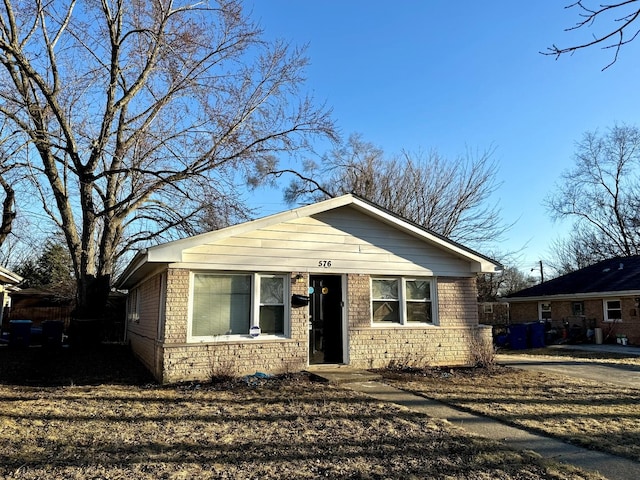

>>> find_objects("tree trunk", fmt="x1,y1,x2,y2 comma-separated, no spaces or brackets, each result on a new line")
74,274,111,320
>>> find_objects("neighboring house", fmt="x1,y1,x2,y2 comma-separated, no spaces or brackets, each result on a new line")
477,302,510,326
6,288,74,330
507,256,640,344
116,194,501,384
0,265,22,328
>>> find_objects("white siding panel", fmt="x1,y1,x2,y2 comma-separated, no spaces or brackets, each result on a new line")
181,207,473,276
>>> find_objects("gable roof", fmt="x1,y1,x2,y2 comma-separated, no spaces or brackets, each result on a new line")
116,194,501,288
507,256,640,301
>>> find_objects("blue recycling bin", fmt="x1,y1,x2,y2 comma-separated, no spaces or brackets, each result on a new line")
508,323,528,350
528,321,546,348
9,319,32,347
42,320,64,347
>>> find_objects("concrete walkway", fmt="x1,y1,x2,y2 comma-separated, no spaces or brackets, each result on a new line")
308,366,640,480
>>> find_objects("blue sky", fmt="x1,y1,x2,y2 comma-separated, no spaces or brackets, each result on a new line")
244,1,640,275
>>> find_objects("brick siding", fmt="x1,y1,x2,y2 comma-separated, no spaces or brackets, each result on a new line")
510,296,640,345
140,270,492,383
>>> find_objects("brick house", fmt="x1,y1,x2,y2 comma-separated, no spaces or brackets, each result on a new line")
507,256,640,344
116,194,500,383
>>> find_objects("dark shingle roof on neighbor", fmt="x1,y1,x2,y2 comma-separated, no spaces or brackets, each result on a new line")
507,255,640,299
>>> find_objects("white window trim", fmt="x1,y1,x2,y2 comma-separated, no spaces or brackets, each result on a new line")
128,287,140,324
538,301,551,321
483,303,493,314
371,276,437,326
187,271,290,342
603,298,622,323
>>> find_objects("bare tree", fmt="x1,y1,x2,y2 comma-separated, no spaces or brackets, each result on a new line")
265,134,505,249
547,231,606,275
546,124,640,264
0,1,336,317
0,120,23,248
544,1,640,69
477,266,536,301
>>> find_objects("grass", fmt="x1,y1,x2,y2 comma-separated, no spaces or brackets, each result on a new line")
381,347,640,462
0,344,600,479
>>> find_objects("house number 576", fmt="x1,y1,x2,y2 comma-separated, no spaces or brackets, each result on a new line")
318,260,332,268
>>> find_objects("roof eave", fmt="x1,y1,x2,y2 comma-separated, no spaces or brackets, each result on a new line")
507,290,640,302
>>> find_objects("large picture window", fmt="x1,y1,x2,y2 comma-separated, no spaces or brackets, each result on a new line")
371,277,433,325
190,273,288,340
192,274,251,336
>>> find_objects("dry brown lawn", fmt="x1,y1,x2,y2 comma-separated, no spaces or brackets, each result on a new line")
382,349,640,462
0,345,599,480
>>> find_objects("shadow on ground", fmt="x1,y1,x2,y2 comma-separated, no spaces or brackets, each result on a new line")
0,343,154,386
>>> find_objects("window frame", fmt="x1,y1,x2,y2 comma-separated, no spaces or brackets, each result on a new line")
371,276,435,326
188,271,290,342
538,301,551,321
572,301,584,317
603,298,622,323
127,287,140,324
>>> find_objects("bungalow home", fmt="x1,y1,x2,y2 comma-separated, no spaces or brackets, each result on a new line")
116,194,501,384
0,265,22,328
507,256,640,344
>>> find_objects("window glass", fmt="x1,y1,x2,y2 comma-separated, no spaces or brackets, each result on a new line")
406,280,429,300
406,279,431,323
407,301,431,323
539,302,551,320
260,276,285,334
572,302,584,316
372,279,400,323
192,274,251,336
372,279,398,300
372,278,433,324
606,300,622,320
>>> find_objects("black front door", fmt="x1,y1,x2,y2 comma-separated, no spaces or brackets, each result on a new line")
309,275,343,364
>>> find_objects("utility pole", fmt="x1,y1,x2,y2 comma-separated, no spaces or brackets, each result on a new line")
531,260,544,284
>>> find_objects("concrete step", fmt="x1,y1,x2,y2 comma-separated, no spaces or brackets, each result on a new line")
305,366,382,384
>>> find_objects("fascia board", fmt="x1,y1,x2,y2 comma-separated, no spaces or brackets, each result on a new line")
115,250,149,288
507,290,640,302
0,265,22,284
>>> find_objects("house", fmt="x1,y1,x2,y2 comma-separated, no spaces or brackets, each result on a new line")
507,256,640,344
477,302,510,326
0,265,22,328
116,194,501,384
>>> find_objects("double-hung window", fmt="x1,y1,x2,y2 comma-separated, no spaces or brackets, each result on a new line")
190,272,288,340
604,299,622,322
127,287,140,324
538,302,551,321
371,277,434,325
259,275,285,335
